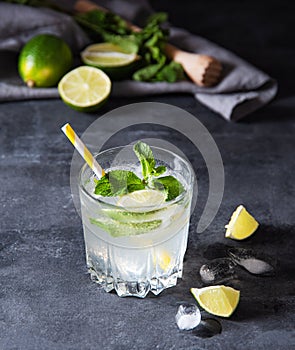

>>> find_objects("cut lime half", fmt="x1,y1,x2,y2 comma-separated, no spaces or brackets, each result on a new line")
81,42,140,80
58,66,111,112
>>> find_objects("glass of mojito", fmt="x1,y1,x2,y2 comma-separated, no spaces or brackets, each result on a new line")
79,142,194,298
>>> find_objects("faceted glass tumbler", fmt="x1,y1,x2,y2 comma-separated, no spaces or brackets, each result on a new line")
79,145,194,298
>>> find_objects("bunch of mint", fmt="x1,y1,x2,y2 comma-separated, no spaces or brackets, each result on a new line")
75,10,185,82
94,141,184,201
6,1,184,82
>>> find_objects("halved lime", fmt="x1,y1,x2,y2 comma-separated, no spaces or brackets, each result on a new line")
58,66,111,112
225,205,259,240
191,285,240,317
81,42,140,80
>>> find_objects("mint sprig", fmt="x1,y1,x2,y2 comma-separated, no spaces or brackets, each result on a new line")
94,170,145,197
133,141,155,180
94,141,184,201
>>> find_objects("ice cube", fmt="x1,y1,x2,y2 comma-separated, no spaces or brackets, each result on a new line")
175,303,201,330
228,247,275,276
199,258,237,284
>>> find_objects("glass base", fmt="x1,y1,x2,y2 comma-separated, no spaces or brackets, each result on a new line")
88,263,183,298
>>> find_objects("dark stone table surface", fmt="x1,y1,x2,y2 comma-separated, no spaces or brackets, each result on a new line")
0,1,294,349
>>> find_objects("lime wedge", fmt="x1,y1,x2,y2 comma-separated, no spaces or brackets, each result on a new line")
191,285,240,317
81,42,140,80
58,66,111,112
225,205,259,240
89,217,161,237
117,189,167,209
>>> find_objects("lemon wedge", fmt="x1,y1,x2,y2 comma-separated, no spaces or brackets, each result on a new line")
225,205,259,240
191,285,240,317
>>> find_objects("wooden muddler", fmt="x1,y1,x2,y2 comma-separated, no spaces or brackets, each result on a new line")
74,0,222,87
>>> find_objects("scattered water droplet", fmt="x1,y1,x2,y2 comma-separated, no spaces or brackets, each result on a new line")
199,258,237,284
193,318,222,338
175,303,201,330
228,247,275,276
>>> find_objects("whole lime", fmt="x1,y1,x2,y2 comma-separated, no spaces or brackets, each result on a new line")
18,34,73,88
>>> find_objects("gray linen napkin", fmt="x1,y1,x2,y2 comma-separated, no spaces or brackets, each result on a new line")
0,2,277,121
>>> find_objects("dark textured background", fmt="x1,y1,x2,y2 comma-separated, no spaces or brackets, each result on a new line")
0,0,295,349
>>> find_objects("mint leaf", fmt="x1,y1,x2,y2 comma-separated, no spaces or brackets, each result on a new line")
94,174,112,196
152,176,184,201
133,141,167,179
133,141,156,180
154,61,185,83
133,61,165,81
152,165,166,177
94,170,145,196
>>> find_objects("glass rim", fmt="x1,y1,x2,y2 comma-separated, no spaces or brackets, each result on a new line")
79,144,194,210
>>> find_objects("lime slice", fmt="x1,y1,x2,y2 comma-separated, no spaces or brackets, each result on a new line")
90,190,168,237
58,66,111,112
191,285,240,317
225,205,259,240
117,189,167,209
81,42,140,80
101,208,160,223
89,217,161,237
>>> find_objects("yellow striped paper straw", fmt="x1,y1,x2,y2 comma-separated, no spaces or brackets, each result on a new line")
61,123,105,178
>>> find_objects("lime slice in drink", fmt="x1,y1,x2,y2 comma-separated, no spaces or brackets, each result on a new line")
101,208,160,223
191,285,240,317
225,205,259,240
89,217,161,237
58,66,111,112
90,190,168,237
101,190,175,223
81,42,140,80
117,189,167,209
